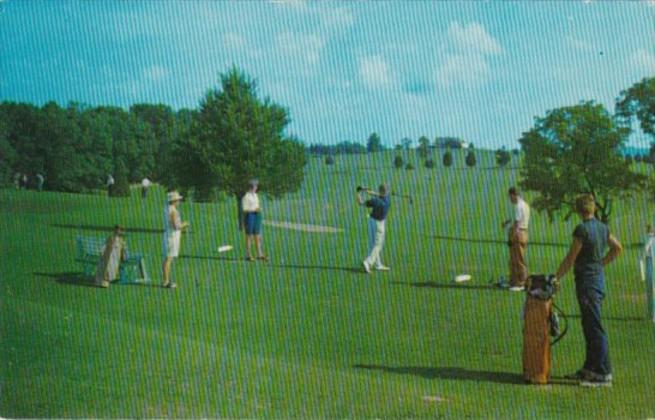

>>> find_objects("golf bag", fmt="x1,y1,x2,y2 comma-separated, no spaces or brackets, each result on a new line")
522,274,563,384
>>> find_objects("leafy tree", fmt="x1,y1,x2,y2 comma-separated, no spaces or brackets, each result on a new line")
366,132,383,153
442,150,453,167
465,150,476,167
401,137,412,150
405,162,415,170
519,101,647,223
394,155,404,169
634,154,643,163
418,136,430,158
175,68,306,223
325,155,335,165
110,158,131,197
625,155,634,165
616,77,655,138
394,144,403,151
0,109,15,187
495,147,511,167
425,158,435,169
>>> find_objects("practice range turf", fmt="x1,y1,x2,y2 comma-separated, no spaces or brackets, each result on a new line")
1,150,654,418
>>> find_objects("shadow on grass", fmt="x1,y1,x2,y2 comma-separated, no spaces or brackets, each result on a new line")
53,223,163,234
429,234,568,248
34,271,98,288
269,263,364,274
353,364,523,384
180,255,244,262
392,281,501,291
180,255,365,274
567,314,645,322
34,272,161,288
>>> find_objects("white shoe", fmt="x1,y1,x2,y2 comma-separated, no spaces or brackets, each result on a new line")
375,265,390,271
362,261,371,274
509,286,525,292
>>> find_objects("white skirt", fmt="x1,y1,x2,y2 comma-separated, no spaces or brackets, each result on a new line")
163,230,181,258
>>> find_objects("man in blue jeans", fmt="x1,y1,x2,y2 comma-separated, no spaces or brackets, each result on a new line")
555,194,622,387
357,184,391,273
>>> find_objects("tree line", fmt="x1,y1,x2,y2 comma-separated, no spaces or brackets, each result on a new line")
0,101,193,195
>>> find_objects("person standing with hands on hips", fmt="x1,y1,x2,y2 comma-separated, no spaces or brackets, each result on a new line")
242,179,267,262
357,184,391,273
502,187,531,291
162,191,189,289
555,194,622,387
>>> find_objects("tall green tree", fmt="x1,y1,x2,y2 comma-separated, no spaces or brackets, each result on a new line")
616,77,655,139
519,101,647,223
176,68,306,223
366,132,383,153
417,136,430,159
495,147,511,167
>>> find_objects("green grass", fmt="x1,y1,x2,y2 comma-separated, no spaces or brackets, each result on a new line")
1,151,654,418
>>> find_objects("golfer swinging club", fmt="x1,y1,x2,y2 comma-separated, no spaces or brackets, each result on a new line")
357,184,391,273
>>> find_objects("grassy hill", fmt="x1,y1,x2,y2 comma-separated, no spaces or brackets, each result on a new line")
1,152,653,418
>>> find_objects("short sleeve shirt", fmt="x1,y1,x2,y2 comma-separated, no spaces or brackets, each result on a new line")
515,198,530,229
242,192,260,213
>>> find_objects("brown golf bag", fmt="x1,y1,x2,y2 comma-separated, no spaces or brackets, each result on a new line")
523,294,552,384
522,274,561,384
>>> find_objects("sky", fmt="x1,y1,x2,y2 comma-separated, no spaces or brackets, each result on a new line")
1,0,654,149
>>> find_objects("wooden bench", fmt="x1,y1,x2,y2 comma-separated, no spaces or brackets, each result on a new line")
75,235,150,284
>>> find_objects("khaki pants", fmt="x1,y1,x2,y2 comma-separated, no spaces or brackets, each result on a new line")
509,229,528,287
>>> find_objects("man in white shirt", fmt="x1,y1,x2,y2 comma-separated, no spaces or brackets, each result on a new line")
502,187,530,291
242,179,267,261
141,177,152,199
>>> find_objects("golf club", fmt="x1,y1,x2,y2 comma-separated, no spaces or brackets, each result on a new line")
357,186,413,204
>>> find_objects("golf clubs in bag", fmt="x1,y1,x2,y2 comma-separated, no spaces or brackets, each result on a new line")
522,274,566,384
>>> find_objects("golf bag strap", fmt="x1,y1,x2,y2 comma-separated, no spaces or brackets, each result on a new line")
550,301,569,346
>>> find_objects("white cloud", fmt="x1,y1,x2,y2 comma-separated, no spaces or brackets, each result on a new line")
143,65,168,82
275,32,326,65
359,55,394,88
566,36,593,52
435,21,502,88
223,32,247,49
318,5,354,32
436,54,489,88
631,48,655,71
649,0,655,7
447,21,502,56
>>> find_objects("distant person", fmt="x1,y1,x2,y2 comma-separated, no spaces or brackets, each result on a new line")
502,187,530,291
21,173,28,190
162,191,189,289
94,225,127,288
357,184,391,273
242,179,267,261
36,173,44,192
141,177,152,199
106,174,115,196
555,194,622,387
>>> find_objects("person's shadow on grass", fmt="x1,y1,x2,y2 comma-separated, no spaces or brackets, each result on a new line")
354,364,523,384
392,281,501,291
180,255,364,274
34,271,98,288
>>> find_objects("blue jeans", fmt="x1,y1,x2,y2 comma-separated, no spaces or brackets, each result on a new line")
576,284,611,376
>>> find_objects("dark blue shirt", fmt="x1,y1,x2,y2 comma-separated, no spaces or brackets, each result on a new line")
573,218,609,294
365,195,391,221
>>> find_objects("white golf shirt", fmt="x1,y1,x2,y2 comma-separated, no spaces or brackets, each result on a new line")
514,197,530,230
242,191,260,213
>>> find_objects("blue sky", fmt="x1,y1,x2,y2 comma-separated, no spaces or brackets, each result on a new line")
1,0,653,149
